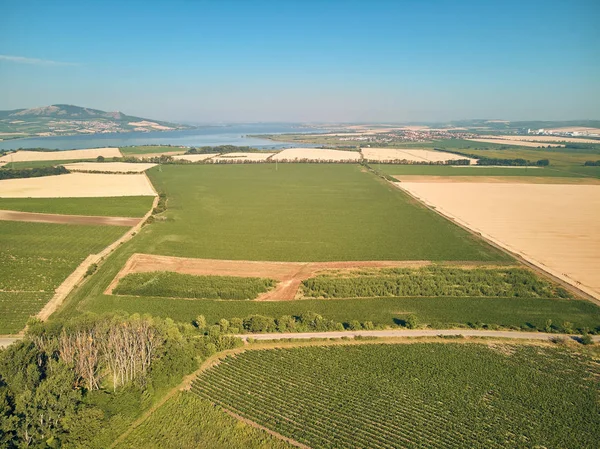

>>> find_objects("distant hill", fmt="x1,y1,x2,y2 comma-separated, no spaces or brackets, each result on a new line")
0,104,191,140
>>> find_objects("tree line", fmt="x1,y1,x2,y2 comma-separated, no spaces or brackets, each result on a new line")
0,165,69,180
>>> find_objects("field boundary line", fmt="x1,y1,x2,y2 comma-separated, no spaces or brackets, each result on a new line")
34,194,159,325
390,180,600,306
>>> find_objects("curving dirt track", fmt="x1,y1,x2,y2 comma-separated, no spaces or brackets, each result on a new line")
0,209,141,226
106,253,433,300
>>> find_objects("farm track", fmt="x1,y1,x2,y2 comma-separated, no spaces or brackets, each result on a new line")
0,209,141,226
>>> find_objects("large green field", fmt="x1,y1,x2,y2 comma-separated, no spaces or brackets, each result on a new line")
192,343,600,449
373,164,586,177
0,196,153,217
0,221,127,333
139,164,508,261
120,145,185,155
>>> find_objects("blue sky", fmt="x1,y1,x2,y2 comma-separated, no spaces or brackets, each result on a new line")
1,0,599,123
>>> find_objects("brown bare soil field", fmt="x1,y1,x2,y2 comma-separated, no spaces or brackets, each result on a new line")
0,147,122,162
63,162,157,173
107,254,432,300
0,173,156,198
272,148,360,162
362,148,477,164
393,176,600,184
0,210,140,226
466,138,565,148
172,153,219,162
396,181,600,301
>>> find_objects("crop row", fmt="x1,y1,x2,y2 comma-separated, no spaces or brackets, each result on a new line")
301,266,571,299
113,271,277,300
192,344,599,449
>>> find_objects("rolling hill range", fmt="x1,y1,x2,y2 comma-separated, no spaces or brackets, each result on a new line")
0,104,190,140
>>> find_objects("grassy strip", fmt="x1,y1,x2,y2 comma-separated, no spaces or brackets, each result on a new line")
114,272,277,300
120,145,184,155
0,196,154,217
373,164,583,177
191,343,600,449
301,266,571,299
114,392,293,449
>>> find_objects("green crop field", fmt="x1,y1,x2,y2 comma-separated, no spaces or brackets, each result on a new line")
373,164,584,177
137,164,508,262
457,147,600,167
120,145,185,155
114,272,277,300
192,343,600,449
115,392,292,449
0,221,127,333
3,159,99,169
0,196,153,217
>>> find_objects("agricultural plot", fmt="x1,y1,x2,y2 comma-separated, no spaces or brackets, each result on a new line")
373,164,581,177
397,181,600,300
137,164,507,262
193,344,600,449
455,147,600,166
479,135,600,144
113,272,277,300
211,152,275,162
62,162,157,173
172,153,218,162
362,148,476,164
0,196,154,217
0,147,122,162
119,145,186,155
0,173,156,198
0,221,126,333
271,148,360,162
467,138,565,147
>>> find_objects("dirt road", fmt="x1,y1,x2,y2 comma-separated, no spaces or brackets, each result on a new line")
0,209,141,226
236,329,600,342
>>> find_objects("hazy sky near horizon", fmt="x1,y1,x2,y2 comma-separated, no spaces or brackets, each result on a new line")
1,0,599,123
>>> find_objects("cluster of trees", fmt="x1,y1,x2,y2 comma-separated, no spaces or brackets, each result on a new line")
301,267,571,299
0,165,69,180
114,272,277,300
186,145,252,154
584,160,600,166
476,157,549,166
0,313,242,448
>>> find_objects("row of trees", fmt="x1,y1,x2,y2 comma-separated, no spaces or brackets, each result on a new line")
584,160,600,166
0,165,69,180
476,157,549,166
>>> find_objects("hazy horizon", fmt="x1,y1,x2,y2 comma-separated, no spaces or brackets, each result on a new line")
1,0,599,123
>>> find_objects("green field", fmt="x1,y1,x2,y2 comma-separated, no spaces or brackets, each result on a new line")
4,159,101,169
114,272,277,300
115,392,292,449
373,164,585,177
0,221,127,333
0,196,153,217
138,164,508,261
456,147,600,167
192,343,600,449
120,145,185,155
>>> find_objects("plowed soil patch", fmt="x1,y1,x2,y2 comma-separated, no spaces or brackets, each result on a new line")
0,210,140,226
107,254,432,300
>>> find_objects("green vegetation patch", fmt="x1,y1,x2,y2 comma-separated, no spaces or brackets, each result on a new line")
374,164,582,177
114,272,277,300
0,221,126,333
192,344,600,449
0,196,154,217
301,266,571,299
140,164,508,262
115,392,293,449
120,145,184,155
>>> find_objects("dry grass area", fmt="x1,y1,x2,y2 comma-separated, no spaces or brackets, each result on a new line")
362,147,477,164
212,152,275,162
63,162,157,173
0,210,140,226
107,253,431,300
393,176,600,184
272,148,360,161
481,135,600,144
172,153,219,162
0,173,156,198
467,138,565,148
0,147,122,162
396,181,600,301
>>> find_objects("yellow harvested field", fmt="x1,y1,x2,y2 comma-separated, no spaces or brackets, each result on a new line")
466,138,565,148
172,153,219,162
127,120,173,130
362,147,477,164
396,181,600,300
0,147,122,162
0,173,156,198
272,148,360,161
63,162,156,173
481,135,600,144
212,152,275,162
133,151,186,159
